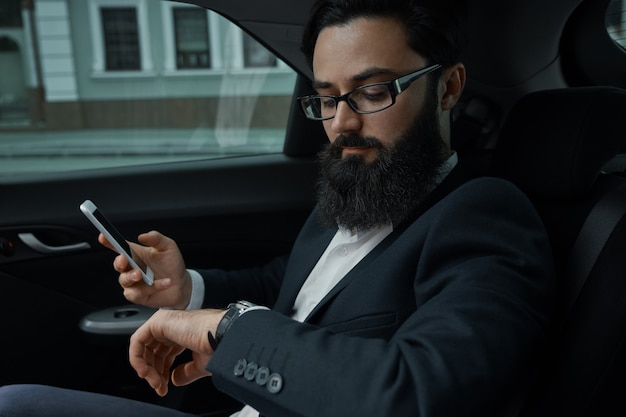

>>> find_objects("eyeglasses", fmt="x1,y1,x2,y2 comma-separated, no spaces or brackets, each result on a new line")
297,63,442,121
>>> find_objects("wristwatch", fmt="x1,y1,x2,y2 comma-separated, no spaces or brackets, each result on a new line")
209,300,258,350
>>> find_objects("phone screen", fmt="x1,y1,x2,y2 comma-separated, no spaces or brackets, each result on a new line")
89,206,132,254
80,199,154,286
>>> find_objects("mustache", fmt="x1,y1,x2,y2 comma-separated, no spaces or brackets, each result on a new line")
332,134,383,149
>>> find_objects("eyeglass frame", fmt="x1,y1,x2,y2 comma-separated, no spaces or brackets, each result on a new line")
297,63,442,121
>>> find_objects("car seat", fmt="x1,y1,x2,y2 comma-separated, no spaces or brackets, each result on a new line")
491,86,626,417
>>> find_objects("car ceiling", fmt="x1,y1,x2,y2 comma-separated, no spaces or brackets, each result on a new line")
181,0,585,90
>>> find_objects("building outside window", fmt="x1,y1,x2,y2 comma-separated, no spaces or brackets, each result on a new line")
101,7,140,71
0,0,297,171
607,0,626,48
0,0,23,27
243,33,276,68
173,7,210,69
89,0,153,75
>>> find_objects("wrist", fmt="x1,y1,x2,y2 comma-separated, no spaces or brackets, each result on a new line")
169,273,190,310
208,301,268,350
182,269,205,310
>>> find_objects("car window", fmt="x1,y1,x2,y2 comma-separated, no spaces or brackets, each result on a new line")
607,0,626,49
0,0,297,177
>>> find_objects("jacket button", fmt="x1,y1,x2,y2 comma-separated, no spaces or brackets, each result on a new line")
266,373,283,394
233,359,247,377
244,362,259,381
255,366,271,386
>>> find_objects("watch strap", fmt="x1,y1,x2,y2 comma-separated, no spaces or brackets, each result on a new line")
210,301,259,349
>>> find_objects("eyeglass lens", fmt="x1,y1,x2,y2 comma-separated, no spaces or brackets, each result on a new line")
302,83,393,120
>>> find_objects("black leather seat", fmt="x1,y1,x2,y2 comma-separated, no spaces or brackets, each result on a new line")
491,87,626,417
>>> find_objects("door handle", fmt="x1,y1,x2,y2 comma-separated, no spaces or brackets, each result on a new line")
18,232,91,254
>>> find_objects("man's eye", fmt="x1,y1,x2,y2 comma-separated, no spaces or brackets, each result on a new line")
364,92,388,102
356,86,388,102
321,98,336,108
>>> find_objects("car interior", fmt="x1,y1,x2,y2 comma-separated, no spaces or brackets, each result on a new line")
493,86,626,416
1,0,625,416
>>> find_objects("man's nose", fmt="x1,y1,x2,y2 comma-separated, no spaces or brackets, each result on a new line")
329,101,362,135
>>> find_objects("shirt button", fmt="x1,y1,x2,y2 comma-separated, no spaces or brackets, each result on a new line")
267,373,283,394
338,246,349,257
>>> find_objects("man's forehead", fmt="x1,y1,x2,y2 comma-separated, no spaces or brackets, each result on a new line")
311,18,426,88
312,67,402,90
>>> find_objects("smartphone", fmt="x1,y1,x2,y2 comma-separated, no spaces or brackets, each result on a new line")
80,199,154,286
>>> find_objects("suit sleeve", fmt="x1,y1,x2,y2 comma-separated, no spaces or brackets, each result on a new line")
206,178,555,417
197,254,288,308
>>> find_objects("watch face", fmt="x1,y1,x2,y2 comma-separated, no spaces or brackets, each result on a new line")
235,300,256,310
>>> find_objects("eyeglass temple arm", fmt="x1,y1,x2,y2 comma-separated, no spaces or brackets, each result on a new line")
392,64,442,94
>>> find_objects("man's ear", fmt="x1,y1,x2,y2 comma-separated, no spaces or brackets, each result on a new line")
440,63,466,111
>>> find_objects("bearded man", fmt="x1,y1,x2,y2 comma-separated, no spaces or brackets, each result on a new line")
0,1,554,417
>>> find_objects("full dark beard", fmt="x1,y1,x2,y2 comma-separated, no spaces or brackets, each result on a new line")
316,92,446,232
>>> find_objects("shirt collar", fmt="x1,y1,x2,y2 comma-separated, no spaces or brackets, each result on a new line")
432,151,458,191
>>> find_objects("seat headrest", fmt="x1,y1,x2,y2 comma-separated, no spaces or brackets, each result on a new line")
492,87,626,198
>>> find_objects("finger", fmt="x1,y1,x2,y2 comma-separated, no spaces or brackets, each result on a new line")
113,254,131,273
130,338,173,397
118,269,143,287
138,230,175,252
153,277,172,290
141,344,185,396
142,365,170,397
129,346,167,395
129,330,154,377
120,271,171,292
151,344,184,376
122,285,149,305
171,360,211,387
120,272,149,304
97,233,115,251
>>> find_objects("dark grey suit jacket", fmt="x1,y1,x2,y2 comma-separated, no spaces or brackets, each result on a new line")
201,172,555,417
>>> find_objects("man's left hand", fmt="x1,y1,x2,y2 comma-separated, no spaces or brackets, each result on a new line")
129,308,226,396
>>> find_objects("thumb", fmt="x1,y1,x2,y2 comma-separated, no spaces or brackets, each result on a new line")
138,230,173,252
171,359,211,387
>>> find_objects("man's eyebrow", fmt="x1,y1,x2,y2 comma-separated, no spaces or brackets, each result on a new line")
312,80,333,90
312,67,399,90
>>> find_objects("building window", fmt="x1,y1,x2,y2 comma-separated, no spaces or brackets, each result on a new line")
101,7,141,71
173,7,210,69
243,33,277,68
89,0,152,75
0,0,23,27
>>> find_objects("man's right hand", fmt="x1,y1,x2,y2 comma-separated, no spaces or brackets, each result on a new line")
99,230,193,310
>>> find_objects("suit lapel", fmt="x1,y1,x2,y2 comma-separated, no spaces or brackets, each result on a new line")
273,211,337,315
302,163,475,322
302,225,398,321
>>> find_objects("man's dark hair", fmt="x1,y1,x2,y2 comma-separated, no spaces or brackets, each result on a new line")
301,0,468,70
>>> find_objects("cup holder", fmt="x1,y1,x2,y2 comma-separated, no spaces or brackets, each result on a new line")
79,305,157,335
114,308,140,319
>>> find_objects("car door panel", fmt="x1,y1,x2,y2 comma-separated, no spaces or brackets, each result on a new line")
0,153,318,399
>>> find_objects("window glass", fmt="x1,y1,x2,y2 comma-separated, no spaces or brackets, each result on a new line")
607,0,626,49
0,1,23,27
173,7,210,69
243,33,277,68
101,7,141,71
0,1,297,177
